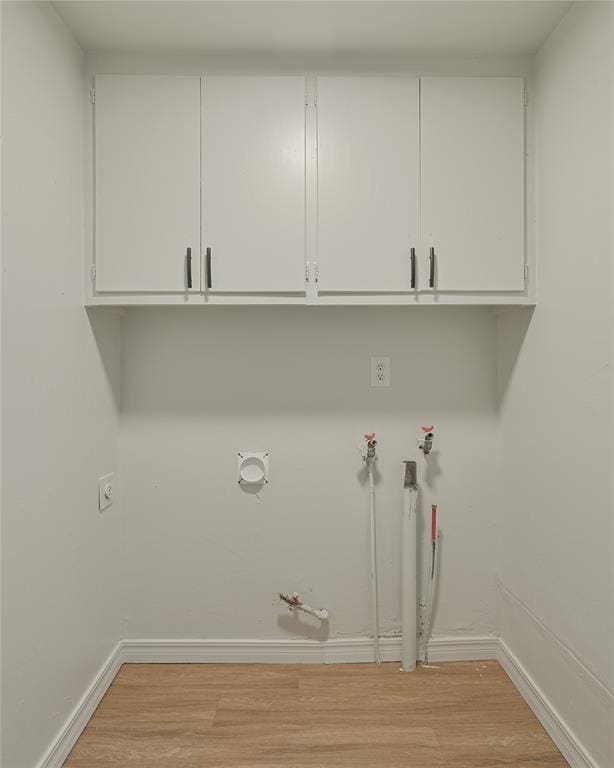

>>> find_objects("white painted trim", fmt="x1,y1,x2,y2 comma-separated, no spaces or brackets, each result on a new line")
36,642,123,768
120,634,499,664
498,639,595,768
427,635,499,662
122,636,391,664
85,292,535,307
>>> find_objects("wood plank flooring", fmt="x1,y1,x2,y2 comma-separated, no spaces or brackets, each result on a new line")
64,661,569,767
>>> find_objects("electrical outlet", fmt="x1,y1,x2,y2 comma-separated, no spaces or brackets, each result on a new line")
98,473,114,512
370,356,391,387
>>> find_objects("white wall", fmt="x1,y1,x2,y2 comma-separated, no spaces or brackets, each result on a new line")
9,15,612,764
496,3,614,766
1,4,123,766
88,49,531,651
120,307,500,642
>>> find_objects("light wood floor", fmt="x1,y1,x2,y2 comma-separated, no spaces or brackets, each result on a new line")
64,661,569,767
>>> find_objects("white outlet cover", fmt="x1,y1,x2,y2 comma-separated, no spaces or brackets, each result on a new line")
370,356,391,387
237,452,269,484
98,473,114,511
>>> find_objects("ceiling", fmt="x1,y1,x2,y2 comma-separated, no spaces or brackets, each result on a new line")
53,1,571,55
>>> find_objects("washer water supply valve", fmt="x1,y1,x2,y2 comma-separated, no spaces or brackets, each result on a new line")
362,433,378,463
279,592,329,621
418,426,435,455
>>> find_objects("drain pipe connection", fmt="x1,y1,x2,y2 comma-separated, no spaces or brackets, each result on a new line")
279,592,329,621
401,461,418,672
363,433,381,664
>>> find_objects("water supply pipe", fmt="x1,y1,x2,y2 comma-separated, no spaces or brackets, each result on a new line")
363,433,381,664
422,504,439,664
401,460,418,672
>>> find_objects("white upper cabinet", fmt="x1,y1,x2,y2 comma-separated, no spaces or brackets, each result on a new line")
202,76,306,293
89,73,530,305
420,77,525,292
94,75,201,293
316,77,420,293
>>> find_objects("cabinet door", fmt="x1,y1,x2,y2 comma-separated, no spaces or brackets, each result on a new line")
202,76,306,293
420,77,525,292
317,77,419,293
94,75,201,293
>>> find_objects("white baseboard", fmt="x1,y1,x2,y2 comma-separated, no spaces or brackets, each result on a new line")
497,639,595,768
427,635,499,662
36,642,123,768
121,634,499,665
122,636,399,664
